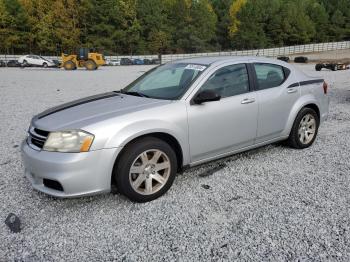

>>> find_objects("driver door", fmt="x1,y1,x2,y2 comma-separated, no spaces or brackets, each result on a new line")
186,63,258,163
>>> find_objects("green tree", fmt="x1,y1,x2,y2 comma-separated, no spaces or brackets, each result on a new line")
0,0,29,53
0,0,11,52
52,0,87,53
280,0,316,45
306,1,329,42
330,10,346,40
211,0,233,50
137,0,172,54
84,0,141,55
147,30,171,54
1,0,350,55
229,0,269,49
168,0,217,52
229,0,318,49
83,0,122,53
228,0,246,39
117,0,141,55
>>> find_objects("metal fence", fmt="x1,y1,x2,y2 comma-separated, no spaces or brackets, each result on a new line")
1,41,349,63
160,41,350,63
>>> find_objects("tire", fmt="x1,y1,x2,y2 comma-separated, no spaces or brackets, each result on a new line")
114,137,177,202
63,60,76,70
287,107,319,149
332,65,337,71
294,56,308,63
43,62,48,68
315,64,322,71
277,56,290,63
84,60,97,70
22,60,28,67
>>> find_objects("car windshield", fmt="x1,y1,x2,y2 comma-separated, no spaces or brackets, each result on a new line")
39,56,49,61
122,63,207,100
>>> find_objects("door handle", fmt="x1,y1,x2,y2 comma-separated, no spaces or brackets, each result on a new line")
241,98,255,104
287,88,297,94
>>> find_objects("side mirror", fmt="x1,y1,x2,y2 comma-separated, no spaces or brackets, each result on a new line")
193,90,221,104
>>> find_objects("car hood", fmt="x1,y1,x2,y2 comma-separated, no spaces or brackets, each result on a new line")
32,92,171,131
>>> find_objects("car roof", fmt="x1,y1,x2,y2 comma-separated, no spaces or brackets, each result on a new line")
170,56,282,66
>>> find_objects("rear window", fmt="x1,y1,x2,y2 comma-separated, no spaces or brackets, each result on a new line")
254,63,287,90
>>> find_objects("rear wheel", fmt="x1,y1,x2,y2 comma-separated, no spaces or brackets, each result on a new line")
63,60,76,70
287,108,319,149
22,60,28,67
84,60,97,70
332,65,338,71
114,137,177,202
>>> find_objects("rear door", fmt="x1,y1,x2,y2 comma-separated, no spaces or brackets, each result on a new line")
186,63,258,163
250,62,299,143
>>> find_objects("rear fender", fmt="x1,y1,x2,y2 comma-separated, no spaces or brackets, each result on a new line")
281,95,320,137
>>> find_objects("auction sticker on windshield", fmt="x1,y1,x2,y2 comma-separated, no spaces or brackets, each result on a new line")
185,64,207,71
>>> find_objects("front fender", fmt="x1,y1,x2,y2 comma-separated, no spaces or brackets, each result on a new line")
106,119,190,165
282,94,320,137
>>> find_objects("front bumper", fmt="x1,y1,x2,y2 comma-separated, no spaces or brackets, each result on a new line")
21,140,121,198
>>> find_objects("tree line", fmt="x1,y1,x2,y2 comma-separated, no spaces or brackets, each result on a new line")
0,0,349,55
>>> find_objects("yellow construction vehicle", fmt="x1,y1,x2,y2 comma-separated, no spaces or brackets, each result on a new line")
61,48,105,70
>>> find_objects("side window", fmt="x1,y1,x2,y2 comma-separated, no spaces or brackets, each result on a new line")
254,63,285,90
200,64,249,98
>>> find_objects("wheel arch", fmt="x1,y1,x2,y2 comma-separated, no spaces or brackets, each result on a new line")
113,131,184,170
303,103,320,121
110,132,185,188
283,97,321,137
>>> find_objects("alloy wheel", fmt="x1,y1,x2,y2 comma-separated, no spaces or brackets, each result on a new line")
298,113,316,145
129,149,171,195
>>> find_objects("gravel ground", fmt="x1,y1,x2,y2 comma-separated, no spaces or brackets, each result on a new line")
0,65,349,261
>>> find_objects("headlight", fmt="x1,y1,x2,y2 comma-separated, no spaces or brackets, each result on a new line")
43,130,94,153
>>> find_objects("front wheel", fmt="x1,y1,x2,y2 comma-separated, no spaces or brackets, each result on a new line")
114,137,177,202
84,60,97,70
43,62,48,68
287,108,319,149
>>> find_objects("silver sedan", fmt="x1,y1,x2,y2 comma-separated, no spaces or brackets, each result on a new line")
21,56,330,202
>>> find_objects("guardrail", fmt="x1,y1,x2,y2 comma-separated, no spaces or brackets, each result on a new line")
160,41,350,63
1,41,349,63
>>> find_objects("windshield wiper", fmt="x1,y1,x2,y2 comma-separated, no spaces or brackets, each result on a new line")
119,89,150,98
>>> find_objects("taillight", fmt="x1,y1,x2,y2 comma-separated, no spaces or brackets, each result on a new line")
323,81,328,94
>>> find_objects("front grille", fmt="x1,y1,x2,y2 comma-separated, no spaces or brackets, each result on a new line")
43,179,64,191
28,127,49,150
34,128,49,137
